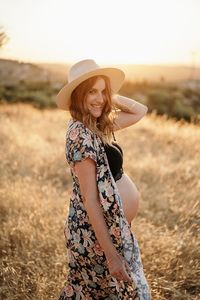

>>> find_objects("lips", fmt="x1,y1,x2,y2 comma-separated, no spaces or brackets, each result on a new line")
89,104,104,116
91,105,103,110
91,105,102,108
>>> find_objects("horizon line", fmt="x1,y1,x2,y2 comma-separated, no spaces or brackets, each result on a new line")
1,57,200,68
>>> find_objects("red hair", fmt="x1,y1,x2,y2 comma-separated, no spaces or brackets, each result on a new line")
69,75,117,144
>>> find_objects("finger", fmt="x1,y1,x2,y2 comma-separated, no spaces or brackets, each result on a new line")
112,272,121,281
117,272,124,281
112,271,122,279
122,266,132,282
124,272,132,282
118,268,130,282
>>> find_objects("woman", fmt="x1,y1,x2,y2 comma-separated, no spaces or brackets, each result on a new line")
56,59,151,299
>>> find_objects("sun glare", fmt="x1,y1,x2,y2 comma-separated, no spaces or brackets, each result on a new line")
1,0,200,65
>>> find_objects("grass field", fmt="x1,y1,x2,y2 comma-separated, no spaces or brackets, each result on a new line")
0,103,199,299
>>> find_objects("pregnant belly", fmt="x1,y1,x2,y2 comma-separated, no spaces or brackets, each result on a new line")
115,172,140,224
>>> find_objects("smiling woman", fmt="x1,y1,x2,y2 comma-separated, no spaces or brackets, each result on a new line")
55,59,151,299
68,72,115,145
84,78,106,118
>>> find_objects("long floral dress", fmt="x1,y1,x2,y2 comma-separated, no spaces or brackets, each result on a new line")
58,118,151,300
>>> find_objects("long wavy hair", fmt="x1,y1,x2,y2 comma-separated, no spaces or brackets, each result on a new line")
69,75,118,144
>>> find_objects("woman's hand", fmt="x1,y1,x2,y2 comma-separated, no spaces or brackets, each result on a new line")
111,94,120,106
106,252,132,282
111,94,135,113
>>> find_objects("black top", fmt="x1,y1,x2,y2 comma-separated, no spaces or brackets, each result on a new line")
104,141,123,179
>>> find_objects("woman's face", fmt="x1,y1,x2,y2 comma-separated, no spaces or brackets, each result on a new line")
84,77,106,118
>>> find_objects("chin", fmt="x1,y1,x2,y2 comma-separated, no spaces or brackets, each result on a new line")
90,112,102,118
95,113,102,117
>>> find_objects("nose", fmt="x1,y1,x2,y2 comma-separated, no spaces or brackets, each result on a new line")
97,92,104,104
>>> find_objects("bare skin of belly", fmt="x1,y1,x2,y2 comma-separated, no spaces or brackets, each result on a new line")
115,172,140,225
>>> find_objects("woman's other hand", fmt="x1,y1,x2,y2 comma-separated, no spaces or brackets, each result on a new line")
106,252,132,283
111,94,120,106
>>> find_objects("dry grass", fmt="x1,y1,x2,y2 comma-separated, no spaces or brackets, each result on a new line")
0,103,199,300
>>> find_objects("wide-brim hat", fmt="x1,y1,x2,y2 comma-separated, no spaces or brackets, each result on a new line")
55,59,125,110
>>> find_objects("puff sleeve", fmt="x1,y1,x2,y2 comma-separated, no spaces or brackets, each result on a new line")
66,123,97,168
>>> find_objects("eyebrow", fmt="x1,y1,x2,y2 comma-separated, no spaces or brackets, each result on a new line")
91,88,106,91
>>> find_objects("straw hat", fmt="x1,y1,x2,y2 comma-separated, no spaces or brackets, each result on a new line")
55,59,125,110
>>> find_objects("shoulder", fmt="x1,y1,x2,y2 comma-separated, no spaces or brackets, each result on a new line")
66,119,97,149
66,119,99,165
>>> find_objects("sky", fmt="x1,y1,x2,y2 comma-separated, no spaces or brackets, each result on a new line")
0,0,200,66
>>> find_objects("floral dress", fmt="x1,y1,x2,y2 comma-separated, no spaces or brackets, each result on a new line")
58,119,151,300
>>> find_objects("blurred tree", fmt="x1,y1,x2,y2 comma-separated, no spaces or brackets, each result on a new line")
0,27,9,48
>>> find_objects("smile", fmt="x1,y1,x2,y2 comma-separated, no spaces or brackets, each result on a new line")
91,105,102,109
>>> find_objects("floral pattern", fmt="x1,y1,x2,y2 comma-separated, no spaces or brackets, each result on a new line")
58,119,151,300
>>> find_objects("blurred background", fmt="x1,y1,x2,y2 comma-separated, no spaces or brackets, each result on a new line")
0,1,200,300
0,0,200,122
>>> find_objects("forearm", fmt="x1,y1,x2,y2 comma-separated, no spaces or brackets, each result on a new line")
112,94,148,115
84,197,118,258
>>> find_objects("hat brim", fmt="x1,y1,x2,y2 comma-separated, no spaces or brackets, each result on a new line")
56,67,125,110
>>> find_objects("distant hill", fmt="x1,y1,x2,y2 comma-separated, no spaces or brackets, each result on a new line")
117,64,200,83
39,62,200,83
38,62,70,83
1,58,200,85
0,59,50,85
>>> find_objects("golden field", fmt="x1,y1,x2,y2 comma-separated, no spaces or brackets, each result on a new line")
0,103,199,300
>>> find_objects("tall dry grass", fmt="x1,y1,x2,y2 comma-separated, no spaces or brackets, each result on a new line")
0,103,199,300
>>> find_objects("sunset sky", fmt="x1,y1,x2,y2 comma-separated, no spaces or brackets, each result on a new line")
0,0,200,66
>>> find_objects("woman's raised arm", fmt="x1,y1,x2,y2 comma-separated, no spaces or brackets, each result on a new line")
112,94,148,131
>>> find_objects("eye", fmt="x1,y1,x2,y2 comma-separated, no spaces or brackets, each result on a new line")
89,89,96,94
